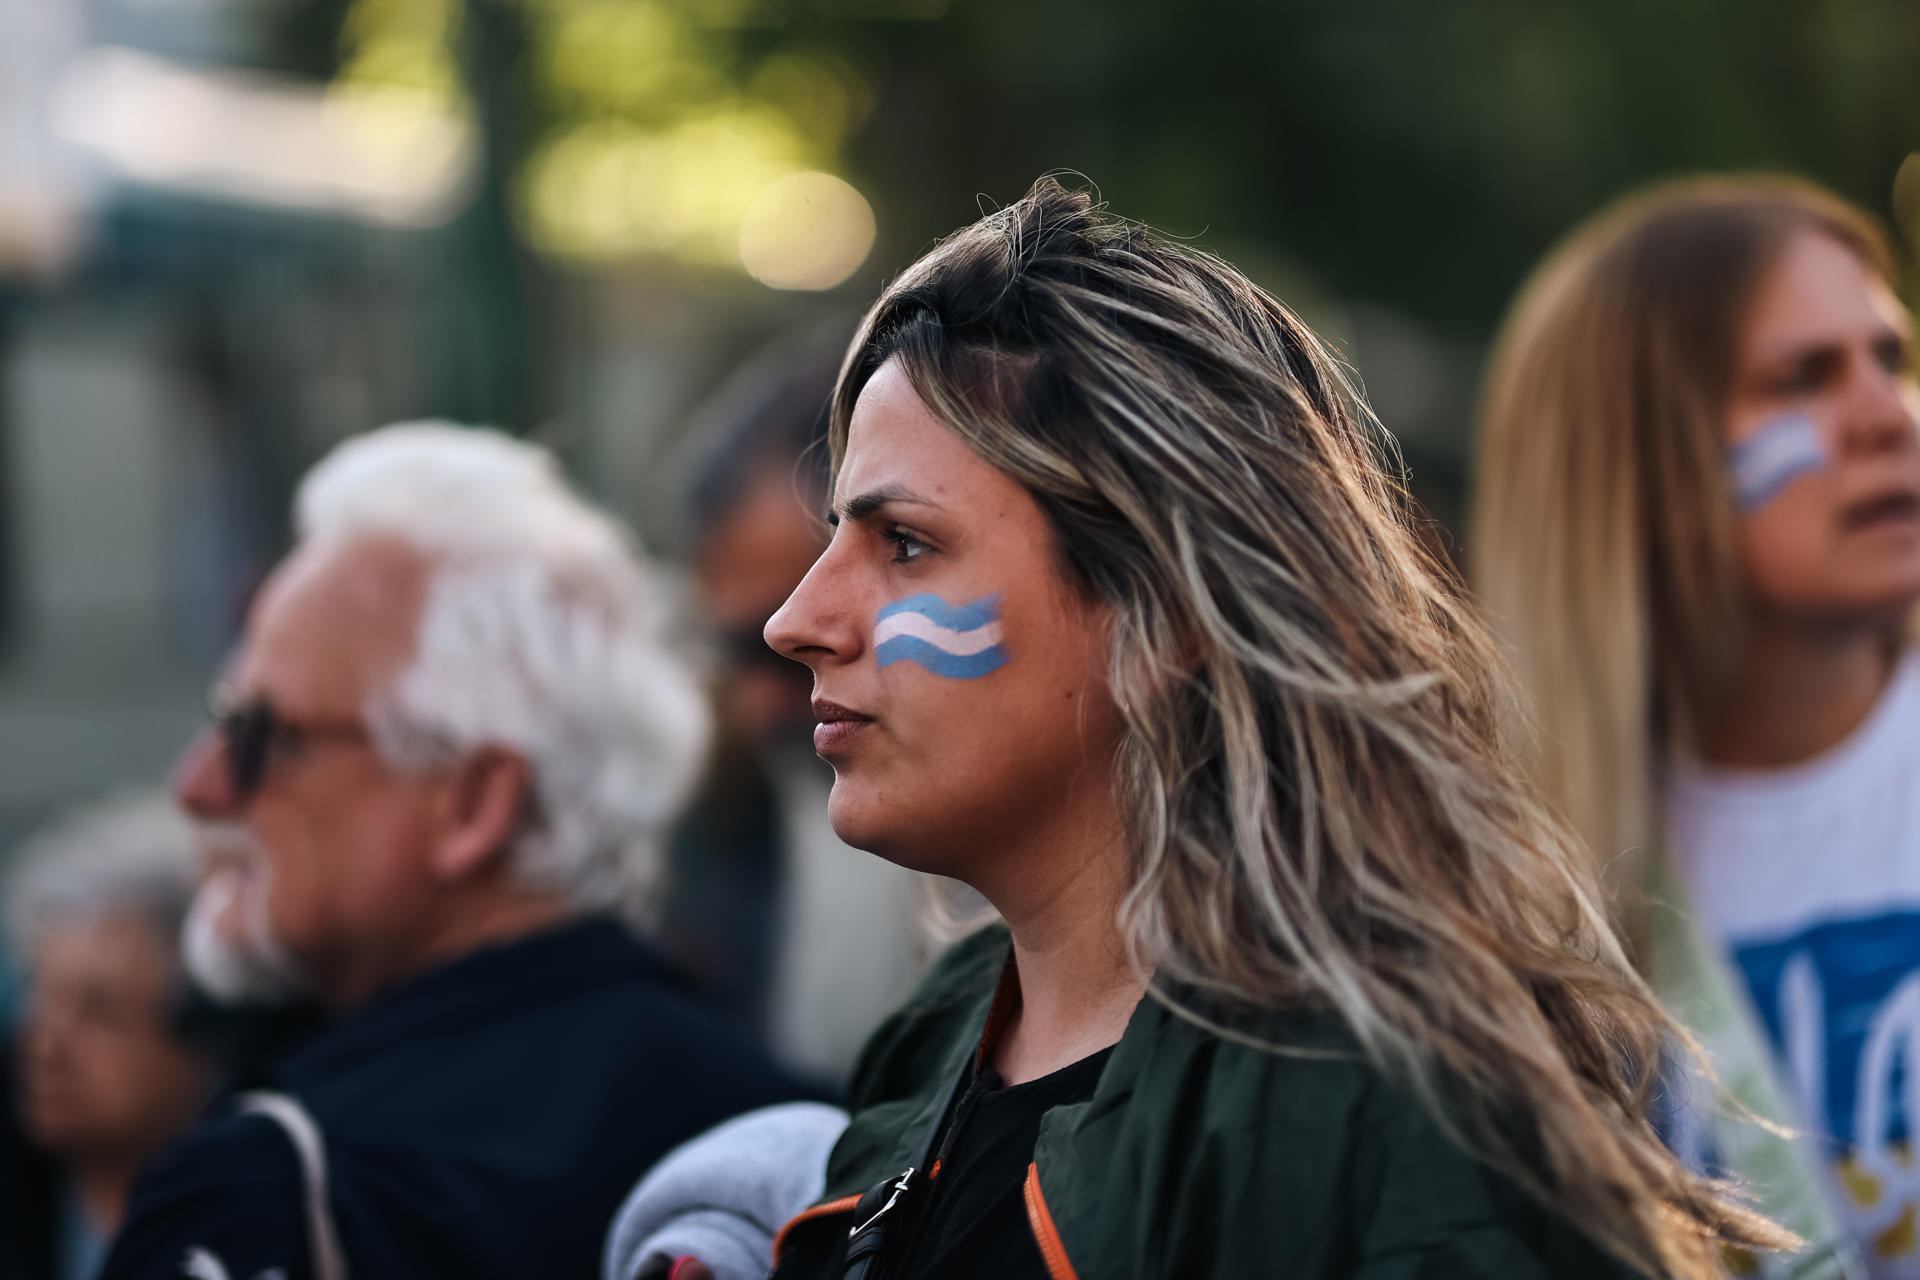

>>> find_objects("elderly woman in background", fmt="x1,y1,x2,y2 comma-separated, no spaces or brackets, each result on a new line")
7,791,214,1280
1472,176,1916,1275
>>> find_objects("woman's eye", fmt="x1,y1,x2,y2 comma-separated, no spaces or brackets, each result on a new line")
1765,350,1841,397
885,529,929,564
1768,366,1824,396
1874,335,1911,377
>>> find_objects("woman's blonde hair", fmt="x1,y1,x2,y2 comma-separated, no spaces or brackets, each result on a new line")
831,176,1794,1279
1470,176,1897,903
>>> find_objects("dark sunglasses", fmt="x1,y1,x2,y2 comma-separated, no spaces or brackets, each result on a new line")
207,684,369,801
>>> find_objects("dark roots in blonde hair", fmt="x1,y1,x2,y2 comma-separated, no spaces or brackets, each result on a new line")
831,176,1797,1279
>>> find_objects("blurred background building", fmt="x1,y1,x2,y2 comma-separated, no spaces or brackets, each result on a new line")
0,0,1915,863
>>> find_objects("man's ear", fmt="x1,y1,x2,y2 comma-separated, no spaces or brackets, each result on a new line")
431,748,532,882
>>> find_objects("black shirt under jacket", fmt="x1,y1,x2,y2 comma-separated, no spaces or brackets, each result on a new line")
101,917,808,1280
892,1048,1113,1280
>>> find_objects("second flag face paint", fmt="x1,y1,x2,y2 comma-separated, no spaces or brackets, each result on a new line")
1729,412,1827,511
875,592,1008,678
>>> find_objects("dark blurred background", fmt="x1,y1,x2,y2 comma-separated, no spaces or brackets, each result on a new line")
1,0,1916,844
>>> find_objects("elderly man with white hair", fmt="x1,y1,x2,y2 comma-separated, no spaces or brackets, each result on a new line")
101,423,804,1280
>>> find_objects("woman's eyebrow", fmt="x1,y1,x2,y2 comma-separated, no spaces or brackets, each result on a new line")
1756,319,1908,368
831,483,936,524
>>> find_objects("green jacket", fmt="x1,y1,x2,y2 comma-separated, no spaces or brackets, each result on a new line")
773,925,1647,1280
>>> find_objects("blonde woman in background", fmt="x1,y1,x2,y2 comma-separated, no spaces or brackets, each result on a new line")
1473,176,1920,1278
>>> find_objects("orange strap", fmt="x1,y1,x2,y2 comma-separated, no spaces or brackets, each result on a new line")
975,951,1022,1072
769,1192,862,1266
1022,1162,1081,1280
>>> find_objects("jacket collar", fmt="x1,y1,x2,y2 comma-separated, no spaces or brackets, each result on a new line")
281,915,677,1082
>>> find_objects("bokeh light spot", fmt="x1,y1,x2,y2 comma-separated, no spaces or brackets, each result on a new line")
738,171,875,291
519,106,808,263
1894,152,1920,240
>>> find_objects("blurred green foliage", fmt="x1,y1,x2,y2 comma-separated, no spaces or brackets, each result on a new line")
832,0,1920,332
331,0,1920,322
320,0,1920,427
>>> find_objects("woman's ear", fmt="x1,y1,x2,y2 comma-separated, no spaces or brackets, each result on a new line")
431,747,532,882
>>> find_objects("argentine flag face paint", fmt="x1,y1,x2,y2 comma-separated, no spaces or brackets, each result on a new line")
874,593,1008,679
1729,412,1827,511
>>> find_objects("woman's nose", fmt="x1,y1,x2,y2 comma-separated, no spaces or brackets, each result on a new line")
1835,352,1919,456
765,544,863,668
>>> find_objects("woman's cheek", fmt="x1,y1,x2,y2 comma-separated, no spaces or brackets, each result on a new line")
871,588,1017,765
1735,494,1840,610
873,591,1009,679
1724,410,1833,600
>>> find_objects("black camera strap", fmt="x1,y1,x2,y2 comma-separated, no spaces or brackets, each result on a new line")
842,953,1020,1280
840,1055,971,1280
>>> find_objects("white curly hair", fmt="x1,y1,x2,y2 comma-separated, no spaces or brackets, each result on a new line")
295,421,711,917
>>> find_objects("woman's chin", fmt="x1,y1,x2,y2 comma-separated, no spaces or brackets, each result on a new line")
825,788,959,875
824,784,886,855
1841,573,1920,628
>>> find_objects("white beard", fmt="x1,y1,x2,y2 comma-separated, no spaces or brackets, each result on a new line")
182,826,310,1006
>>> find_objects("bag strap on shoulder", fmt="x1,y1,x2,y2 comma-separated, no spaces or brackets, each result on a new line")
238,1090,349,1280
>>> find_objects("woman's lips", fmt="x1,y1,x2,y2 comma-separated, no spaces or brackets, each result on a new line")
812,698,874,755
1842,489,1920,533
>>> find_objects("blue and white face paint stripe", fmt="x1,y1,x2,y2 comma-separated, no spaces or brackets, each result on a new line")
1729,412,1827,511
874,593,1008,678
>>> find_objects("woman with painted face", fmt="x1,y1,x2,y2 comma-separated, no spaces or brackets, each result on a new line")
732,177,1797,1280
1472,177,1920,1275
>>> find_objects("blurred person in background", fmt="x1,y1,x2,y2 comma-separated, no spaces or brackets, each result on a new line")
5,792,214,1280
102,423,805,1280
1473,176,1918,1276
705,177,1791,1280
666,329,925,1082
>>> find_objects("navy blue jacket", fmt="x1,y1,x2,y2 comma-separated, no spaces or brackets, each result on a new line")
102,917,807,1280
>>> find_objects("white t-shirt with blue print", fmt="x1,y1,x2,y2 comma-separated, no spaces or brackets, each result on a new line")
1672,650,1920,1278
